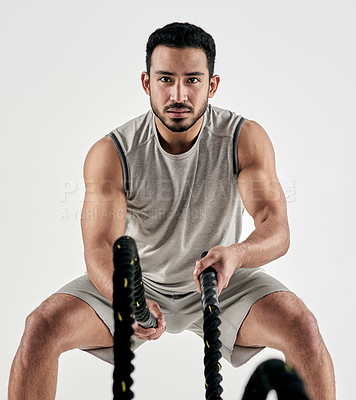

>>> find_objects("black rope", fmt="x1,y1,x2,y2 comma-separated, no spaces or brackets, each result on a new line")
112,236,157,400
242,358,310,400
112,240,310,400
199,252,224,400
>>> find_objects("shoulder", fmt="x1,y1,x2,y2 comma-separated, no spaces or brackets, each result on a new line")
84,135,123,188
238,119,275,170
85,135,119,164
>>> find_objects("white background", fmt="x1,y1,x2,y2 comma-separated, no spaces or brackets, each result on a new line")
1,0,355,399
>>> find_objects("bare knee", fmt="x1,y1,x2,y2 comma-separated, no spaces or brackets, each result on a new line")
281,302,323,358
20,295,78,359
18,293,113,364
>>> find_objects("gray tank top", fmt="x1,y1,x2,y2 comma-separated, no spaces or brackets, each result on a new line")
107,104,246,294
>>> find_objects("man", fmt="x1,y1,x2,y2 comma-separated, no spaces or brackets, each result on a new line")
9,22,335,399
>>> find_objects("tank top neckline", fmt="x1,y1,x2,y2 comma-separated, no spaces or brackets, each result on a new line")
151,104,209,160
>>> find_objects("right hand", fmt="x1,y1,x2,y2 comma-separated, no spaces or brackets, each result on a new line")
132,299,166,340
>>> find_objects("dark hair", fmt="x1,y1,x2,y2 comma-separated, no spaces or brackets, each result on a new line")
146,22,216,79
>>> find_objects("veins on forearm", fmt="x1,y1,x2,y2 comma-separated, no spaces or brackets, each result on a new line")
234,216,290,269
85,244,114,303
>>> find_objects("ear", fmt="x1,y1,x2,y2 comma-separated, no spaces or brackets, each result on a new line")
208,74,220,98
141,71,150,95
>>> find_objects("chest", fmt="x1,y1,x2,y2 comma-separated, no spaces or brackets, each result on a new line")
127,138,234,210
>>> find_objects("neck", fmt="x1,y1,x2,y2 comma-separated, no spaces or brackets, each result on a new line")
155,115,204,155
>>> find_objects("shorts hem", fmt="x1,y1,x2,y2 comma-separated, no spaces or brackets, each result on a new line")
55,291,114,336
54,291,116,365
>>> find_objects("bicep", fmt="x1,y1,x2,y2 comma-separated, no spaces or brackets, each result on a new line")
238,165,287,227
237,120,288,228
81,137,127,252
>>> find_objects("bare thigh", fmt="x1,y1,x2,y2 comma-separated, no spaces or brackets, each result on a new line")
25,293,113,354
235,291,318,352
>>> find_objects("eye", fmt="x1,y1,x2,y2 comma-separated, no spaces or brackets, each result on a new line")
188,77,200,83
159,77,172,83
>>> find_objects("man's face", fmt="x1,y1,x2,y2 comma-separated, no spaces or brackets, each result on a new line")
142,45,219,133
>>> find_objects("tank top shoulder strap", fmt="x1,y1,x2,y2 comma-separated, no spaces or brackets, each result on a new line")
232,116,246,175
106,132,130,196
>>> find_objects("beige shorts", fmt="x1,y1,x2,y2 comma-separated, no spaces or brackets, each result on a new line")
56,268,290,367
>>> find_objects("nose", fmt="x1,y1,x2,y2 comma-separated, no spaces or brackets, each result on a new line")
170,81,188,103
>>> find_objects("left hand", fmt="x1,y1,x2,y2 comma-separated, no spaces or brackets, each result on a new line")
193,245,241,296
132,299,166,340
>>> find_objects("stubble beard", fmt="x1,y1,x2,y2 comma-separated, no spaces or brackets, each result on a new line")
150,97,208,133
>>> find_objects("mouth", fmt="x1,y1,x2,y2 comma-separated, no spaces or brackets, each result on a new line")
167,108,191,118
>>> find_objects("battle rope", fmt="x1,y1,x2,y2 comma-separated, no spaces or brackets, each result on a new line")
112,236,157,400
112,237,310,400
242,358,310,400
199,251,224,400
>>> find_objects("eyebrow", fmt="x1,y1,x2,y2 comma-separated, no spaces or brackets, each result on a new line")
154,70,205,77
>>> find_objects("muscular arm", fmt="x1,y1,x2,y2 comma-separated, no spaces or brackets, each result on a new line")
194,119,290,294
81,136,127,303
81,135,166,337
233,119,290,268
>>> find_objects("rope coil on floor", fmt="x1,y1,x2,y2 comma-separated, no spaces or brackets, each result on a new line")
242,358,310,399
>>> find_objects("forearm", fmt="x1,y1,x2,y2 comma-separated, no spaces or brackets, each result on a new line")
84,243,114,303
231,216,290,269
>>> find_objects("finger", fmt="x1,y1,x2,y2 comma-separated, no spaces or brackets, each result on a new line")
145,307,166,339
194,252,219,276
134,329,157,339
134,324,156,336
132,320,140,333
136,324,164,341
158,317,166,329
193,260,207,290
150,324,166,340
155,314,166,331
193,269,201,293
194,259,219,293
216,271,225,296
150,307,166,330
134,316,166,339
150,303,164,320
